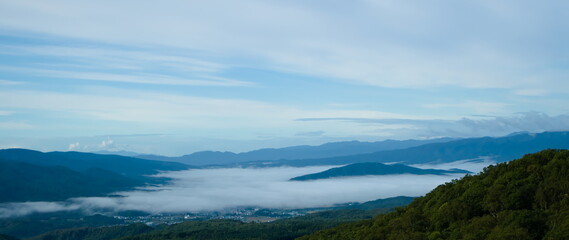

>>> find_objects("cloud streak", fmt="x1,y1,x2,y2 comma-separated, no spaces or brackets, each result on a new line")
0,201,80,218
297,112,569,139
36,69,252,87
0,44,252,87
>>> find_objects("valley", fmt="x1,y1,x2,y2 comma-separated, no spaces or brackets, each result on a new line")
1,132,568,239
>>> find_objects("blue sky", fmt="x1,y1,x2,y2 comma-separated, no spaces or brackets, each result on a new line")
1,0,569,155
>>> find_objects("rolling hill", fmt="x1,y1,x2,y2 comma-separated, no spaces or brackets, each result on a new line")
290,162,470,181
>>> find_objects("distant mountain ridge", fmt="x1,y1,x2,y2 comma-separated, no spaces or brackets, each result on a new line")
94,150,143,157
136,138,455,166
290,162,470,181
0,149,190,181
245,131,569,167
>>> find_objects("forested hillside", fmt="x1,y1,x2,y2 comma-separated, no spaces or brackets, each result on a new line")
300,149,569,239
0,161,141,202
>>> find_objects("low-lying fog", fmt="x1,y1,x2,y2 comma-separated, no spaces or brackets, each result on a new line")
0,160,494,218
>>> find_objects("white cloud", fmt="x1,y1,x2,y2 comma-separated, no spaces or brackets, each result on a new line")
0,110,12,116
411,157,496,173
100,138,113,148
68,142,80,150
513,89,548,96
0,201,80,218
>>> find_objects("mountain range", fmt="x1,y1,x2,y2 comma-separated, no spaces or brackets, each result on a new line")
135,138,454,166
241,131,569,167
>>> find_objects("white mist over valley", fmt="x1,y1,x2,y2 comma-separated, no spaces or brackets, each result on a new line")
0,160,492,218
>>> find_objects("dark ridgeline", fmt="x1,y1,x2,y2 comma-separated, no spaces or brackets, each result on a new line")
290,162,470,181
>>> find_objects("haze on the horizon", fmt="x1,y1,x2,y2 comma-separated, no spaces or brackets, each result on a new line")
1,1,569,155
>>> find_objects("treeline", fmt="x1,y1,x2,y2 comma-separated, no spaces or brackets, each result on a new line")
27,224,153,240
300,149,569,239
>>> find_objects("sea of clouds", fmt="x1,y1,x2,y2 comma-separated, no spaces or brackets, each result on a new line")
0,160,493,218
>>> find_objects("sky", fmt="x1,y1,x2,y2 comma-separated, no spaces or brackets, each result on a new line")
1,161,493,217
1,1,569,155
